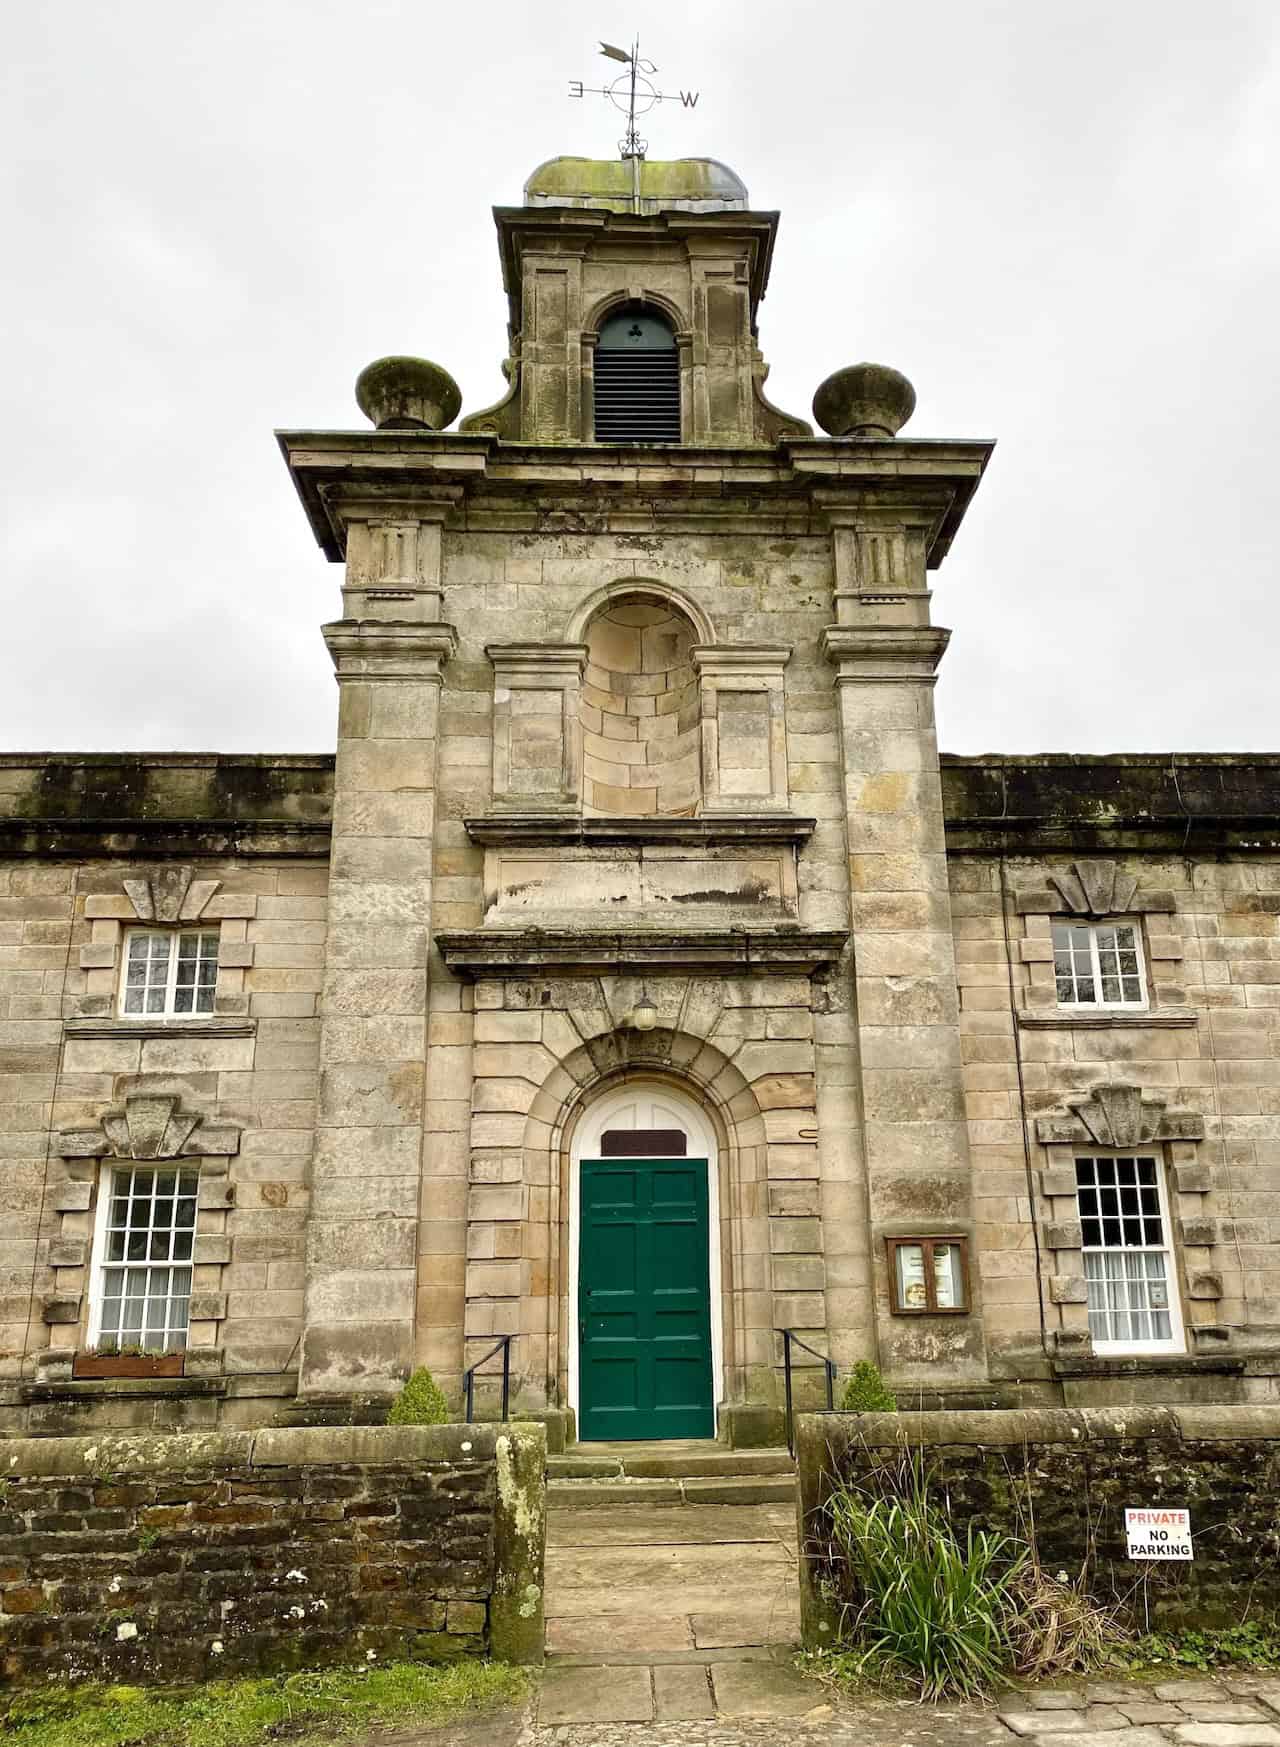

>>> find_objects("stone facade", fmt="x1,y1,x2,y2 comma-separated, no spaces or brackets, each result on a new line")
3,159,1280,1439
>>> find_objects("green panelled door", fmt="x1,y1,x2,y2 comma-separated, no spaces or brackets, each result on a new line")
578,1157,714,1441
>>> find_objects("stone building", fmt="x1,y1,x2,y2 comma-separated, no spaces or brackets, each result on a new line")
3,154,1280,1443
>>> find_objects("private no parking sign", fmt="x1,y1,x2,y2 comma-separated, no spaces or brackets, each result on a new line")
1125,1509,1193,1560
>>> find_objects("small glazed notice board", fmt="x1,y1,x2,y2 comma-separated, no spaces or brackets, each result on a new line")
1125,1508,1193,1560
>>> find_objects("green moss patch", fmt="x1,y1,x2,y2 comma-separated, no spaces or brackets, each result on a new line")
0,1659,529,1747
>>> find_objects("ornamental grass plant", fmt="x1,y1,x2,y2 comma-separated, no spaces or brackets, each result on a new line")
824,1453,1022,1699
821,1451,1121,1699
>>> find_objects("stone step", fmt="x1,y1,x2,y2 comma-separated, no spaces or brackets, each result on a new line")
549,1473,796,1508
548,1644,779,1668
548,1442,795,1482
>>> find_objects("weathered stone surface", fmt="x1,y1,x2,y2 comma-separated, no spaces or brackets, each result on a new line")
0,1422,536,1684
798,1409,1280,1647
6,137,1280,1455
538,1664,653,1724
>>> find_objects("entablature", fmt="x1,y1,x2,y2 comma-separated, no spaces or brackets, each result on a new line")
435,925,846,980
276,430,995,563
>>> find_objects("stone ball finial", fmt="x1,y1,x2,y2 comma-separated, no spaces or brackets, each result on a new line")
812,362,916,440
355,356,462,431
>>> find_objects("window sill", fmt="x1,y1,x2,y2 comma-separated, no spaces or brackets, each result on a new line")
1051,1353,1244,1379
19,1377,227,1401
1017,1009,1198,1030
64,1016,256,1040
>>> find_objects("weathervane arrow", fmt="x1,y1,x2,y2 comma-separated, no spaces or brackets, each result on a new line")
569,35,700,165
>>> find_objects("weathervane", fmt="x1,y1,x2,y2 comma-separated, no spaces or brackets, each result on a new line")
570,38,699,163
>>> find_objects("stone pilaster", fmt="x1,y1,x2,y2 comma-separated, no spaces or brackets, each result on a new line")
300,617,456,1397
822,509,987,1382
487,644,588,814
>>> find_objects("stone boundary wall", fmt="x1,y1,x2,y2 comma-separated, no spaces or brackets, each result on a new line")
0,1421,544,1685
796,1406,1280,1646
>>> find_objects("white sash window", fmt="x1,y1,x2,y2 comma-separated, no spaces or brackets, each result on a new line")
1075,1155,1183,1353
89,1165,199,1351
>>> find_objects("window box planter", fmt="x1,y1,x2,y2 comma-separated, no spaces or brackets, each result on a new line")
73,1351,185,1380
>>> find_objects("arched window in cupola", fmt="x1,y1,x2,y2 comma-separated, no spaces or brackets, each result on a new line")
592,308,681,444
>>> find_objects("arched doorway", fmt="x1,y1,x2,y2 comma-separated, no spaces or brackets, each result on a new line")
570,1082,720,1441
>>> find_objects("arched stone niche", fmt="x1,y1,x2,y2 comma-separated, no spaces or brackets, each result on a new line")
485,579,792,819
580,596,701,815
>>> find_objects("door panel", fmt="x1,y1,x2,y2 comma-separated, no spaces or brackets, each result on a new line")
579,1156,714,1440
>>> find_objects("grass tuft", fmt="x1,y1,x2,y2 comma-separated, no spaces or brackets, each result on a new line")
0,1658,529,1747
823,1453,1023,1699
837,1362,897,1415
819,1452,1122,1700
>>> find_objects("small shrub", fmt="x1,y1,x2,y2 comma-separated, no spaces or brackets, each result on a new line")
387,1367,450,1427
839,1362,897,1414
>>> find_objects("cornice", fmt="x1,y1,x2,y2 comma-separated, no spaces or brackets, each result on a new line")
435,925,846,979
490,204,781,326
0,821,330,861
277,430,996,563
822,624,952,682
464,812,816,849
322,619,458,679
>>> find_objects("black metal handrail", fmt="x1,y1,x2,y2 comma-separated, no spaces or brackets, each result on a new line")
463,1334,514,1424
777,1327,837,1457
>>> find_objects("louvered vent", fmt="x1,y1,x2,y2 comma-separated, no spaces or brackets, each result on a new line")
593,309,681,444
593,350,681,444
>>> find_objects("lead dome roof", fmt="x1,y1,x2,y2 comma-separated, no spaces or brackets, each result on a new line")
523,156,749,214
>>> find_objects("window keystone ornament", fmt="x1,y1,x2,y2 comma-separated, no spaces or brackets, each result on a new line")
58,1094,241,1162
1035,1083,1205,1148
122,866,221,924
1016,859,1175,918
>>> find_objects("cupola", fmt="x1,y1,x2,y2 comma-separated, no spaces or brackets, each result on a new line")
460,155,809,446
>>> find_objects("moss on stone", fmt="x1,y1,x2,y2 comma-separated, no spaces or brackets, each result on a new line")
523,155,748,212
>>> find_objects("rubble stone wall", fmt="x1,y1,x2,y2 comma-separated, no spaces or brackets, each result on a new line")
0,1421,545,1683
797,1406,1280,1643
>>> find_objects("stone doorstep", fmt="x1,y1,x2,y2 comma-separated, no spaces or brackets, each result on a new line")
548,1474,796,1507
548,1442,796,1480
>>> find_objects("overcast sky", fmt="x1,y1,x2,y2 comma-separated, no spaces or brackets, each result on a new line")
3,2,1277,757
